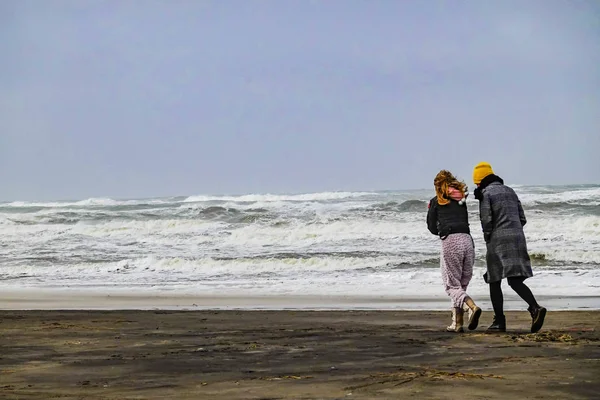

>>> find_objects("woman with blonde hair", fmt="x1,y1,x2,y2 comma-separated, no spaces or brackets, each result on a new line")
427,170,482,332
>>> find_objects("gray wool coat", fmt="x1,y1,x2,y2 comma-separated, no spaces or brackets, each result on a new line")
479,181,533,283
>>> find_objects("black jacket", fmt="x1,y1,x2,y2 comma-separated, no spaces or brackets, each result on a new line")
427,197,470,239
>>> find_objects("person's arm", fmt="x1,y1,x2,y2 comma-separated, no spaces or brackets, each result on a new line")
517,199,527,227
427,199,438,236
479,192,493,243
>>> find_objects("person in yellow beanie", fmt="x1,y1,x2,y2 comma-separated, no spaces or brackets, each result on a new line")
472,163,546,333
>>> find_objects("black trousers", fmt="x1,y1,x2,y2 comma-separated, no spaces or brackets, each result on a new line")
489,277,538,317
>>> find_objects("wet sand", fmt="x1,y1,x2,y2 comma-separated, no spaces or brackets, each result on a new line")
1,290,598,311
1,310,599,399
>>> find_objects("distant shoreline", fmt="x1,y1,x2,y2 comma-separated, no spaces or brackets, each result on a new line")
1,289,598,310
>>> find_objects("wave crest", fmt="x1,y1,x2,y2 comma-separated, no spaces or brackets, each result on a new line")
183,191,375,203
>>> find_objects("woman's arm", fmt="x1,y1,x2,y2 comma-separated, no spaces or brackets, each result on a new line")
479,192,494,243
427,199,439,236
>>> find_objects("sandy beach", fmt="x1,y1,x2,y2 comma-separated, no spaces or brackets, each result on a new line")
1,309,598,399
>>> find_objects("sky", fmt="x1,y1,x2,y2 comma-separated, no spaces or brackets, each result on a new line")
1,0,599,201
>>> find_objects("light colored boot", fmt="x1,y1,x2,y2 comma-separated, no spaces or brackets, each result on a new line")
463,297,482,330
446,307,464,333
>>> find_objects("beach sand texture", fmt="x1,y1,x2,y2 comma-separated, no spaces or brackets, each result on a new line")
1,310,598,399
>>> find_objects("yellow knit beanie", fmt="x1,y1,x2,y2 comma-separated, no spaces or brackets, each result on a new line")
473,162,494,185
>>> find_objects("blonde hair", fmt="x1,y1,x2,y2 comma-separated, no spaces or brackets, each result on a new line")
434,170,467,206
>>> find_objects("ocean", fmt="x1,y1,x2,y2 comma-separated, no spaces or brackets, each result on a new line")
1,185,599,305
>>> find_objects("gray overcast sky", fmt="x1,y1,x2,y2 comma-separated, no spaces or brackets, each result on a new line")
1,0,599,201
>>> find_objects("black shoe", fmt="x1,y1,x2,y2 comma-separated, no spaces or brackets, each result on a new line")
529,306,547,333
486,315,506,332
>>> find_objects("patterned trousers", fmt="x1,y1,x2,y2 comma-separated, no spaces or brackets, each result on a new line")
440,233,475,307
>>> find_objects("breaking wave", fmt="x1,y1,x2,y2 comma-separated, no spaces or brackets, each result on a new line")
1,185,598,299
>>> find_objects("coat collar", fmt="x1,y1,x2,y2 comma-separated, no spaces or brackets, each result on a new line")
474,174,504,200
